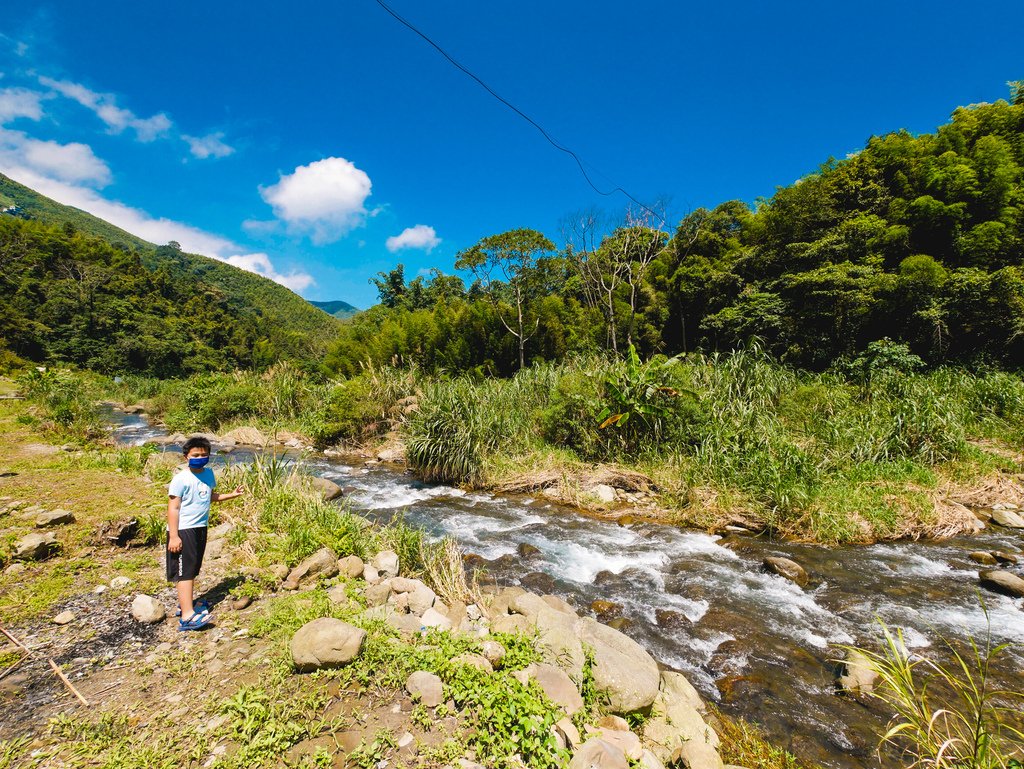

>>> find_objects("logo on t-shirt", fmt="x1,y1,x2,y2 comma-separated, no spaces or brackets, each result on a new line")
198,487,210,500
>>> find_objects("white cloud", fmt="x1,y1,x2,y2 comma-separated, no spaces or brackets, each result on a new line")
1,163,314,294
0,87,44,123
225,253,315,292
183,132,234,159
38,75,171,142
260,156,372,244
0,128,111,187
386,224,441,254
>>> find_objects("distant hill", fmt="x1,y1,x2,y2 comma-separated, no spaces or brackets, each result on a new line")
309,300,360,319
0,173,342,373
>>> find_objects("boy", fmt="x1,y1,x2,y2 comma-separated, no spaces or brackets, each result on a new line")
167,437,244,631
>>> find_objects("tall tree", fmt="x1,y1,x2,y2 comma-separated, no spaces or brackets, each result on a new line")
455,228,555,369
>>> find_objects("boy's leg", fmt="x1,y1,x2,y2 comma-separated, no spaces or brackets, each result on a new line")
177,579,195,618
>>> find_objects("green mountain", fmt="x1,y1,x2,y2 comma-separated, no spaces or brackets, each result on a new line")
309,300,360,319
0,173,342,375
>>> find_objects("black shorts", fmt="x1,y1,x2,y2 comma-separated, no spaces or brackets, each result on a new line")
166,527,208,582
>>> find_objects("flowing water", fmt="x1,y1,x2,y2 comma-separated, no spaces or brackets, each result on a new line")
113,414,1024,769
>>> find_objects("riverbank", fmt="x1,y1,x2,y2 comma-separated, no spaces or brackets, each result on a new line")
0,396,813,769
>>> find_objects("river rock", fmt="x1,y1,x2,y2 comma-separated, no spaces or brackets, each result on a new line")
365,582,392,607
371,550,400,579
588,484,617,505
131,594,166,624
591,599,622,618
420,607,452,630
283,547,339,590
363,564,381,584
968,551,998,565
267,563,290,582
376,444,406,463
291,618,365,672
13,532,59,561
990,508,1024,528
52,610,76,625
570,738,628,769
837,649,878,695
517,542,541,558
515,662,584,716
481,640,506,667
655,609,690,629
309,476,344,501
407,585,437,615
406,670,444,706
763,556,808,587
337,555,364,578
979,569,1024,598
604,617,633,631
452,653,493,673
579,617,660,713
643,671,722,768
222,427,270,446
534,606,586,680
521,571,556,593
35,509,75,528
992,551,1019,565
542,594,577,615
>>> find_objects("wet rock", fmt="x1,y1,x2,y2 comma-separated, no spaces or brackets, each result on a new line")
123,404,146,414
521,571,556,593
591,599,622,618
463,553,486,569
992,551,1019,565
979,569,1024,598
990,508,1024,529
762,556,808,587
371,550,400,579
290,618,366,672
338,554,364,578
517,542,541,558
52,610,75,625
35,509,75,528
604,617,633,631
616,514,635,526
579,617,660,714
968,551,998,565
655,609,690,629
13,532,59,561
131,595,166,624
837,649,878,695
570,738,628,769
406,670,443,707
308,476,344,501
282,547,339,590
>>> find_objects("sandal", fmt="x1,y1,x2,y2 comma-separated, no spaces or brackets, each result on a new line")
178,611,212,632
175,599,210,617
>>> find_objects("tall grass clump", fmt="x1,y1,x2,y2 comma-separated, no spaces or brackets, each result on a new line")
849,615,1024,769
18,367,105,441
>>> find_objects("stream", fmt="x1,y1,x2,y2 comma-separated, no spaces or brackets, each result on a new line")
111,414,1024,769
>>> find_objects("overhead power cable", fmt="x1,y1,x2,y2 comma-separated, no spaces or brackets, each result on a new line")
373,0,662,224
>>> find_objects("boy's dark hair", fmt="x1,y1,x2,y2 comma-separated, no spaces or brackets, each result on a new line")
182,436,212,455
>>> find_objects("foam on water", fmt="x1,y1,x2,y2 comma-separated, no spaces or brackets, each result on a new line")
540,538,669,584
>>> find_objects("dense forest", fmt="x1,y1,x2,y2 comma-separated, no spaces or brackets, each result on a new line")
329,89,1024,375
0,216,338,375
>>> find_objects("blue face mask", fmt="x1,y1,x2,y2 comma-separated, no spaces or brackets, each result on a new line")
187,456,210,469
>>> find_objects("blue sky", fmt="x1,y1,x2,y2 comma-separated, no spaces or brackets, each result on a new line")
1,1,1022,308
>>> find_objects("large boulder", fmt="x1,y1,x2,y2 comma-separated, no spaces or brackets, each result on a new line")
13,532,59,561
979,569,1024,598
990,508,1024,529
282,547,339,590
535,606,586,681
762,556,808,587
131,594,166,624
290,618,366,672
309,476,344,501
578,617,660,714
642,672,722,769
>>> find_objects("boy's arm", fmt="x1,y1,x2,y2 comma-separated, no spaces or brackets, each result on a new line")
212,486,245,503
167,496,182,552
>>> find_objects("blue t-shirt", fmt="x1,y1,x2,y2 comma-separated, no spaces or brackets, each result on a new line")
168,467,217,529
